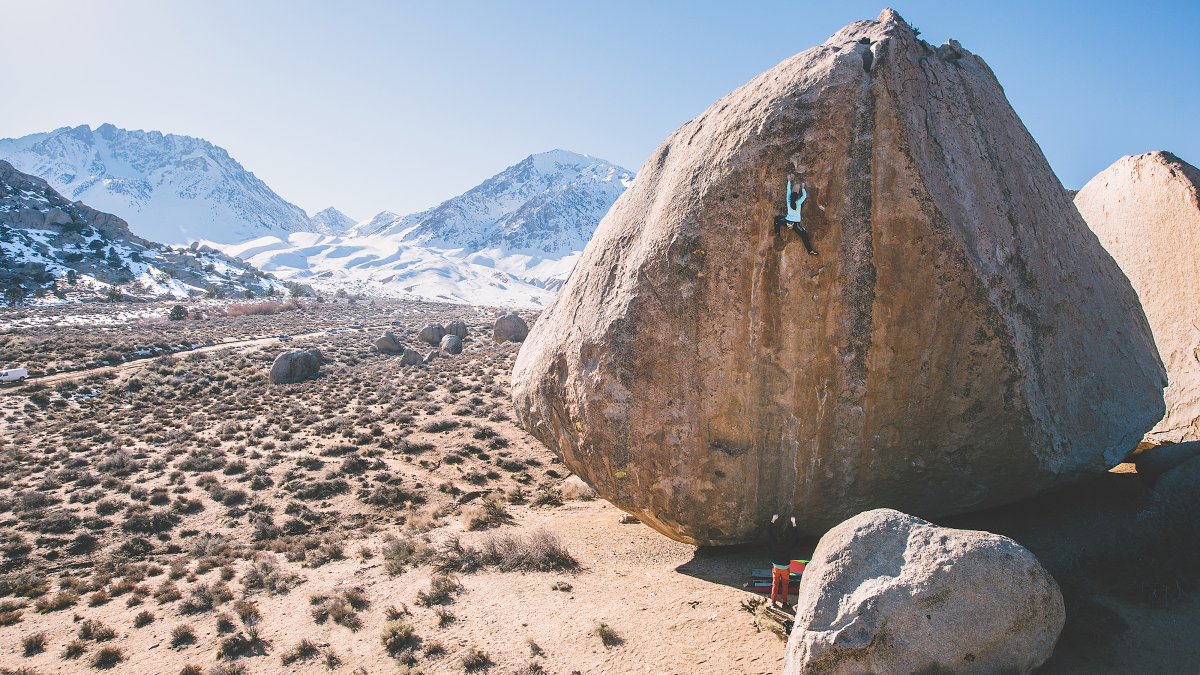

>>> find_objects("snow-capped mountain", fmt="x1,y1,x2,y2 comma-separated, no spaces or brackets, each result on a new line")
0,124,316,245
221,150,634,307
309,207,356,234
349,149,632,253
0,160,289,304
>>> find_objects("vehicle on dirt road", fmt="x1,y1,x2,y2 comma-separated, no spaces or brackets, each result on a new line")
1,367,29,383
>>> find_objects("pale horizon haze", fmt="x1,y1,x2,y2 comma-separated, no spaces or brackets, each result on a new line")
1,0,1196,220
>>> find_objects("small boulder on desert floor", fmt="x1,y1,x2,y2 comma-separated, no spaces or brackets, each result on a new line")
417,323,445,346
493,314,529,343
423,350,439,364
445,320,469,339
375,331,405,354
783,508,1064,675
269,348,323,385
561,475,598,500
399,349,423,366
1075,151,1200,443
440,334,463,355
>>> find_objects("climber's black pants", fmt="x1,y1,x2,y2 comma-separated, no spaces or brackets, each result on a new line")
773,215,817,255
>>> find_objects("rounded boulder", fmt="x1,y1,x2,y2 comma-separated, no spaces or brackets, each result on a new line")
418,323,445,346
493,314,529,343
269,348,323,385
446,320,469,340
784,508,1065,675
440,334,463,355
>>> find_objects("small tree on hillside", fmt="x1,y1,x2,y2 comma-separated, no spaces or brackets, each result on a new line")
169,305,188,321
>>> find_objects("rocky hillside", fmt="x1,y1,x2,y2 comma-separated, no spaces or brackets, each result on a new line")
0,160,290,304
0,124,323,245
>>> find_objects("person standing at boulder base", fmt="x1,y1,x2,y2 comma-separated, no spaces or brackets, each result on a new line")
772,173,818,255
768,514,801,608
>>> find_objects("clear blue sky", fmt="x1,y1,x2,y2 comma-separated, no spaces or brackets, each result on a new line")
1,1,1196,220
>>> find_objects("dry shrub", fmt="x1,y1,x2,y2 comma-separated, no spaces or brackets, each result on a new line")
382,534,431,575
310,591,363,630
380,620,420,656
594,622,623,647
280,637,321,665
460,497,512,531
0,600,25,626
90,645,125,669
432,530,578,574
222,300,300,317
241,555,303,595
170,623,196,647
22,631,47,655
416,575,462,607
78,618,117,641
462,647,492,672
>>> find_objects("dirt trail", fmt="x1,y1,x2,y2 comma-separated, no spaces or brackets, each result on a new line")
0,323,401,393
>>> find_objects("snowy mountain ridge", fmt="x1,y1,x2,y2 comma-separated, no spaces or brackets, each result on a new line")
0,124,331,245
222,150,635,307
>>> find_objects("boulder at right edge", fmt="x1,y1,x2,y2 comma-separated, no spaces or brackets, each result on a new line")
784,509,1064,675
1075,151,1200,443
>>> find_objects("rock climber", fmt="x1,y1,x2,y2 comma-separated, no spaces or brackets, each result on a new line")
773,173,818,255
768,513,801,609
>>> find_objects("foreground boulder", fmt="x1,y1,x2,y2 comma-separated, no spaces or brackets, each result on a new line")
784,509,1064,675
493,314,529,343
446,320,469,340
269,348,323,385
440,334,463,355
375,331,405,354
1075,151,1200,443
511,9,1165,544
399,349,423,366
417,323,445,346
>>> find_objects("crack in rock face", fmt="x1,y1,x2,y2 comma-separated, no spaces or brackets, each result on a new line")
510,9,1166,545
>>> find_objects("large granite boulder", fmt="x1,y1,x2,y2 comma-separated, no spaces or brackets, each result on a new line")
511,10,1165,544
269,348,323,385
784,509,1064,675
417,323,445,346
375,331,405,354
1075,151,1200,443
493,314,529,343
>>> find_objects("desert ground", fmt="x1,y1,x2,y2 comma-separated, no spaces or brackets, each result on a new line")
0,298,1195,674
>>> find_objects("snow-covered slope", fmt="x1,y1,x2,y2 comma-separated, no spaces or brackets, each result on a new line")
0,124,316,245
237,150,634,306
0,160,289,304
227,232,557,307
